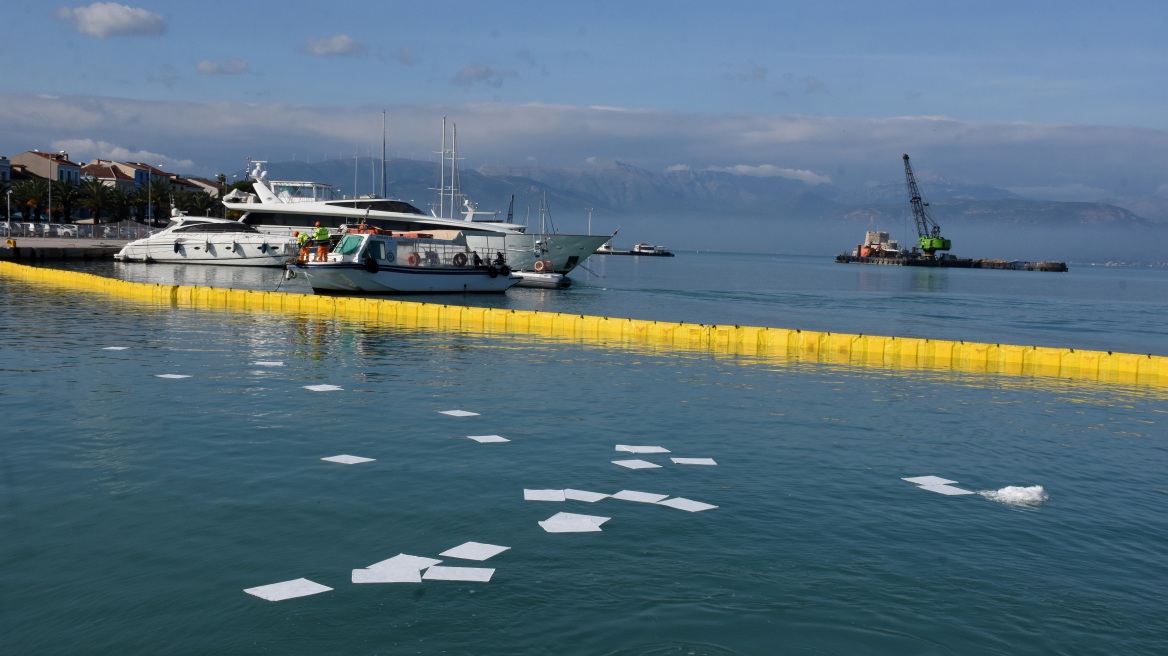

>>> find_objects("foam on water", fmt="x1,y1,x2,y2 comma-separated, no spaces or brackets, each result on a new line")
979,485,1049,506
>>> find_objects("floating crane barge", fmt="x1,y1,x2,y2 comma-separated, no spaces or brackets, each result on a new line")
836,154,1067,272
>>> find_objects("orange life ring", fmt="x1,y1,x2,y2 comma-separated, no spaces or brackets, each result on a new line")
407,252,420,266
534,260,546,272
453,252,468,267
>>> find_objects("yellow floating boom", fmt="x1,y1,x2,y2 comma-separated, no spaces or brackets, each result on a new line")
2,261,1165,388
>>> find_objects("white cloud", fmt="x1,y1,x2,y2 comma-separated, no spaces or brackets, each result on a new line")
302,34,366,57
56,3,166,38
705,164,832,185
51,138,194,171
452,63,517,88
196,59,249,76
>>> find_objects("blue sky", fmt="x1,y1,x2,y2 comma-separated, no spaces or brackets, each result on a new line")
2,1,1167,201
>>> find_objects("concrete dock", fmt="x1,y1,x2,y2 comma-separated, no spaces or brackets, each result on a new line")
1,237,127,262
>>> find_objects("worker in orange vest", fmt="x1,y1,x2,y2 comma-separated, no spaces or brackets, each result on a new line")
295,231,310,261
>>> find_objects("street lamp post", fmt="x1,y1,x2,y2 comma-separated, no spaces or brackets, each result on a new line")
5,189,10,238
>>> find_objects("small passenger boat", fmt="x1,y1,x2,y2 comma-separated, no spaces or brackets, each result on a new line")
290,227,520,294
114,214,297,266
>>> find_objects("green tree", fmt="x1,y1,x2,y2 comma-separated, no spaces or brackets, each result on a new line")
79,178,110,224
12,179,47,221
148,178,174,225
175,190,214,217
130,185,149,224
107,186,132,223
51,179,81,223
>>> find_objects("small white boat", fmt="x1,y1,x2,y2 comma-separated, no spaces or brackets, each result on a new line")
511,270,570,289
291,227,520,294
114,215,297,266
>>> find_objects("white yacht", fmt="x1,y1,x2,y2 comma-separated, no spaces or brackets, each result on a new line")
224,162,610,280
113,214,297,266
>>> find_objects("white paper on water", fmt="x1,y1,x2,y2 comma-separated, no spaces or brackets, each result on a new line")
524,489,566,502
321,454,375,465
538,512,611,533
352,566,422,583
103,346,129,350
611,490,669,503
612,459,662,470
304,384,343,392
918,484,975,496
657,497,719,512
902,475,958,486
467,434,510,443
244,578,332,601
422,566,495,582
440,541,511,561
563,489,610,503
671,457,717,466
615,445,671,454
366,554,443,572
253,361,284,367
156,374,191,379
440,409,480,417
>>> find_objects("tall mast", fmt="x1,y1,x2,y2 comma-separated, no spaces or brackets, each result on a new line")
381,110,386,198
438,116,446,219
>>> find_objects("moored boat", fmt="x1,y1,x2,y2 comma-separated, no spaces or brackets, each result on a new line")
290,227,519,294
113,214,297,266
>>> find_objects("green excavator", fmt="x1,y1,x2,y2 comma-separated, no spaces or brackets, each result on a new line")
902,153,951,256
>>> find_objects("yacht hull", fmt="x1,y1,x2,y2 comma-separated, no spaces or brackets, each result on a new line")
293,263,519,294
114,235,296,266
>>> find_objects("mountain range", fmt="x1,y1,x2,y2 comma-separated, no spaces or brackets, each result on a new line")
261,157,1166,263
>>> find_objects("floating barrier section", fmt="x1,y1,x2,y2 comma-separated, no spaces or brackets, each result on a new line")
3,261,1165,388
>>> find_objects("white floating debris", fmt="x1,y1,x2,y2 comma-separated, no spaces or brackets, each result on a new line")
563,489,610,503
979,485,1050,506
156,374,191,379
304,384,343,392
524,489,566,502
352,566,421,584
366,554,442,572
253,361,284,367
244,578,332,602
321,455,375,465
671,457,717,466
611,490,669,504
440,410,480,417
538,512,611,533
422,566,495,582
467,434,510,443
613,459,662,470
440,541,511,561
918,484,975,496
902,475,958,486
615,445,671,454
657,497,719,512
103,346,129,350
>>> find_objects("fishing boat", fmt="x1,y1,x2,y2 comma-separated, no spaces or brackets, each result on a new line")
113,214,296,266
289,227,519,294
509,192,571,288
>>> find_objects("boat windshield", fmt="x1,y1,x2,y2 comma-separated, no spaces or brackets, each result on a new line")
172,222,258,234
337,234,365,255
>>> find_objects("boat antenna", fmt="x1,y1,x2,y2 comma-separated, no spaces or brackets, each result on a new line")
381,110,387,198
506,194,514,223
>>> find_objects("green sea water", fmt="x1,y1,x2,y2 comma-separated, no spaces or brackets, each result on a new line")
2,259,1166,655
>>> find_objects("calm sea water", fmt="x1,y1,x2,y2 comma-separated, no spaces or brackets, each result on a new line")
2,254,1166,655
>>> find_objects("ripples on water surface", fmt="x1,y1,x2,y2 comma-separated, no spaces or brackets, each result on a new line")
2,258,1166,655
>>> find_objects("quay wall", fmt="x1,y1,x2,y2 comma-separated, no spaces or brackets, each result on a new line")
3,261,1164,389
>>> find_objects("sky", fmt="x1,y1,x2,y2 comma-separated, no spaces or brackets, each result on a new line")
2,0,1167,202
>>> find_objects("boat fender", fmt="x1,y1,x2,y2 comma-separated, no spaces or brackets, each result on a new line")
487,265,499,278
261,242,269,253
363,254,380,273
544,259,554,272
173,242,181,253
453,253,467,267
407,252,420,266
534,260,545,272
499,265,511,276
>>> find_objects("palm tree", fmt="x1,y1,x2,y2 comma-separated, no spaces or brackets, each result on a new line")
12,179,47,222
51,179,81,223
107,186,132,224
148,179,174,225
175,190,214,217
130,185,149,224
79,178,110,224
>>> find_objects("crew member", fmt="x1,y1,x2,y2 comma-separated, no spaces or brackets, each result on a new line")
313,222,330,261
294,231,310,261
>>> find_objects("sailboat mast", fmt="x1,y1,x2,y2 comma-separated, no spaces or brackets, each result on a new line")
438,116,446,219
381,110,386,198
450,123,458,220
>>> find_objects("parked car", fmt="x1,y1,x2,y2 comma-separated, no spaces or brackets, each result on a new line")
50,224,79,237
